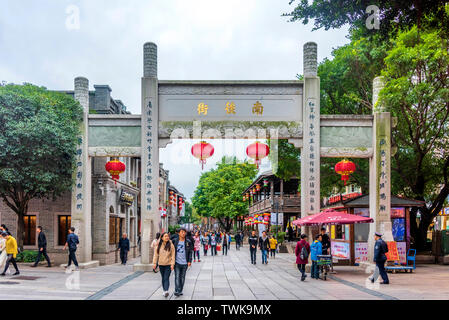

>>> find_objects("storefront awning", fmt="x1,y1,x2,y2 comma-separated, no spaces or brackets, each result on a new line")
292,208,373,226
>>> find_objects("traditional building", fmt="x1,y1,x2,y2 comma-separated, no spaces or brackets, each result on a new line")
0,84,183,266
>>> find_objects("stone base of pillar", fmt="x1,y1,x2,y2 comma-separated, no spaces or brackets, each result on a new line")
133,263,154,272
59,260,100,270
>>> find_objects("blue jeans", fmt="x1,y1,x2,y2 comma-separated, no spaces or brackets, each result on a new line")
222,245,228,255
250,248,257,263
311,261,319,278
174,263,188,294
261,249,268,264
194,250,200,260
159,265,171,291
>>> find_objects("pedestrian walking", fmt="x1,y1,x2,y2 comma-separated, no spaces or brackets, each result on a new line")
259,231,270,264
172,228,193,296
369,232,390,284
228,233,232,251
0,233,10,274
63,227,79,270
31,226,51,267
193,231,201,262
295,234,310,281
151,232,161,252
240,231,244,247
248,230,258,265
222,232,228,256
118,233,130,265
210,232,217,256
320,227,330,255
288,226,294,242
1,232,19,276
310,234,322,279
235,232,241,250
269,235,278,259
153,232,175,297
202,232,209,256
0,225,8,233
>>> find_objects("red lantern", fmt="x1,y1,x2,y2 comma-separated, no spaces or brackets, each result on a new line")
263,179,269,187
335,159,356,185
191,141,214,169
105,158,126,184
256,184,261,191
246,141,270,169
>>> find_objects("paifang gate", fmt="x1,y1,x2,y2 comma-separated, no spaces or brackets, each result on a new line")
71,42,393,271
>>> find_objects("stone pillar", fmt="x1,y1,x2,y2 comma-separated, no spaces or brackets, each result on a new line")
134,42,159,271
71,77,94,264
301,42,321,225
367,76,393,262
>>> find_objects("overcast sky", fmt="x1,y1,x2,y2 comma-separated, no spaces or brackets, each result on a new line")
0,0,350,201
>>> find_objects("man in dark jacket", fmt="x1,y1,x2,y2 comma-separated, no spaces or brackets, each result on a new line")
320,227,331,255
118,233,130,265
235,232,241,250
370,232,389,284
63,227,79,270
172,228,193,296
32,226,51,267
248,230,258,264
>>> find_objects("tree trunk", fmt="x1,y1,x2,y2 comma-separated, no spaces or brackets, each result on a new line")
17,211,25,251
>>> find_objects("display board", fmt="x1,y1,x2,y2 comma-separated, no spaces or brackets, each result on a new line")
386,241,399,261
355,242,369,264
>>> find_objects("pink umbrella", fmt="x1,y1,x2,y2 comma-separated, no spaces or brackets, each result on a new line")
292,208,373,226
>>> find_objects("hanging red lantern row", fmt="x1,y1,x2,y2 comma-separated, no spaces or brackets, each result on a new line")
191,141,214,169
335,159,356,185
105,158,126,185
246,141,270,169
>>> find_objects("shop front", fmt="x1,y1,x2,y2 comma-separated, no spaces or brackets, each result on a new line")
324,194,424,266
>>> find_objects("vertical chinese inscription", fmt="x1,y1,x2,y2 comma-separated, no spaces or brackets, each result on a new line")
145,101,153,212
305,98,320,213
378,137,388,218
75,136,83,212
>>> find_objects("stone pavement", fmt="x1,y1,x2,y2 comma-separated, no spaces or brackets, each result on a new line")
0,246,447,300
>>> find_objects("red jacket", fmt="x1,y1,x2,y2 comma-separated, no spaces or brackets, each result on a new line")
295,239,310,264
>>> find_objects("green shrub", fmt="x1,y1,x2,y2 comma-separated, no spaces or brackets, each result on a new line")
16,250,44,263
168,224,181,234
276,232,286,244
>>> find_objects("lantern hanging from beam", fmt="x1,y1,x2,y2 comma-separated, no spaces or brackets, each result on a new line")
105,158,126,184
263,179,269,187
191,141,214,169
246,141,270,169
334,159,356,185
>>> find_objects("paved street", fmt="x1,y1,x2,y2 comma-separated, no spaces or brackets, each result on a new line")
0,247,448,300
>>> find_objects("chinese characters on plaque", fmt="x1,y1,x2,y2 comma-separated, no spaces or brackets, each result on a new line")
306,98,319,213
75,137,83,212
145,101,153,211
378,137,388,216
196,101,264,116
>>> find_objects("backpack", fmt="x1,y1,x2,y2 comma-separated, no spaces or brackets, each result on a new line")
300,244,309,260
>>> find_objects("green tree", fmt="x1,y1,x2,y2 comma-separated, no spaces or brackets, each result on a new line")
284,0,449,38
380,26,449,249
0,83,83,249
192,157,258,231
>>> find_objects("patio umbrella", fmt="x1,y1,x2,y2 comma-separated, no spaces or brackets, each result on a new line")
292,208,373,226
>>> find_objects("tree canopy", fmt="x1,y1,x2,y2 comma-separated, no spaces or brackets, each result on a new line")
0,83,83,248
191,157,258,231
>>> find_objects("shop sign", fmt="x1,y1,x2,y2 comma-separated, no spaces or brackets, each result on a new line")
120,190,134,206
391,207,405,218
438,207,449,216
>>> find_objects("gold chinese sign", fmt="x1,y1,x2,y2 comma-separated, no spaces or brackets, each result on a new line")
196,101,264,116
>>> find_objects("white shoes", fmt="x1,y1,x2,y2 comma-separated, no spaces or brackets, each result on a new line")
163,291,169,297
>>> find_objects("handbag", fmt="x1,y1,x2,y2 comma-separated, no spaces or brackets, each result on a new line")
300,245,309,260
